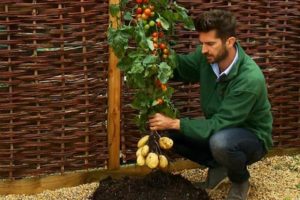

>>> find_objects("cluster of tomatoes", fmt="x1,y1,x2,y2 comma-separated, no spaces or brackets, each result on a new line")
135,0,170,106
155,79,167,92
135,0,169,60
154,79,167,105
151,31,169,59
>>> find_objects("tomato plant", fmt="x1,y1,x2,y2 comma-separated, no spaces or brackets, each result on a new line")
108,0,194,132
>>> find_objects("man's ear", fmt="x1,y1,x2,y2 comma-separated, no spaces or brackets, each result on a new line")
226,36,236,48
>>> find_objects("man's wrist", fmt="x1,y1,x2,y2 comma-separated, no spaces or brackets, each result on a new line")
171,119,180,130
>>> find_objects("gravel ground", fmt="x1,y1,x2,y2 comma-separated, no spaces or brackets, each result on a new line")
1,155,299,200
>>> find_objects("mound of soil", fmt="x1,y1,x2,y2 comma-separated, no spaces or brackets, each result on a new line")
90,170,210,200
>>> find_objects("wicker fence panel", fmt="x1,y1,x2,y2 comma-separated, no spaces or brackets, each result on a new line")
121,0,300,163
0,0,109,179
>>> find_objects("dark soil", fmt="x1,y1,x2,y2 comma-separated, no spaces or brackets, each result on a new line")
90,170,210,200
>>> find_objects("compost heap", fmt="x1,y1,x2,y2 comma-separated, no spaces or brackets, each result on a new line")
90,170,210,200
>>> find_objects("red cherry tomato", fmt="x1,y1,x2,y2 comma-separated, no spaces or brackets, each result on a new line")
159,43,166,50
156,21,161,27
152,32,158,38
136,7,143,14
159,32,164,38
155,79,162,87
136,0,143,4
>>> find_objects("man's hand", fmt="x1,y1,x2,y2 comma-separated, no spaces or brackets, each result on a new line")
148,113,180,131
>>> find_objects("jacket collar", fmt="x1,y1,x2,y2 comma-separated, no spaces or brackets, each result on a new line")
221,42,245,82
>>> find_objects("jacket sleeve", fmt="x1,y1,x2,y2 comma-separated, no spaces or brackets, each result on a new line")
180,90,257,141
173,46,202,82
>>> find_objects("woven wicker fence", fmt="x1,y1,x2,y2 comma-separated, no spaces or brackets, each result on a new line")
0,0,299,180
0,0,109,179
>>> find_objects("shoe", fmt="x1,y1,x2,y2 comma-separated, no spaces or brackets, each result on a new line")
193,166,227,190
226,180,250,200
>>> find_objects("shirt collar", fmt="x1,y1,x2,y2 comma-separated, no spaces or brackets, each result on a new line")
211,45,239,81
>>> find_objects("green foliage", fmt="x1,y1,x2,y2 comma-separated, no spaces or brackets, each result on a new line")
108,0,194,131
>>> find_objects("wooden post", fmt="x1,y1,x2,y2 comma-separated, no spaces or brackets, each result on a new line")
108,0,121,170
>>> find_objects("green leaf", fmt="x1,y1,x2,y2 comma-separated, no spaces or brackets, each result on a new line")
166,50,177,69
123,11,133,21
146,38,154,51
168,40,177,46
158,62,172,84
127,74,146,89
134,112,148,132
131,91,151,109
128,60,144,74
158,15,170,30
173,2,195,30
160,106,177,118
164,86,174,98
173,2,188,12
109,4,120,17
144,64,158,78
128,50,144,59
151,0,169,8
151,99,160,106
135,23,148,49
117,56,133,71
142,55,158,65
107,25,134,58
120,0,129,9
183,18,195,30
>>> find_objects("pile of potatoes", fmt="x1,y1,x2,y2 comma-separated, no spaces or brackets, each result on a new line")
136,135,173,169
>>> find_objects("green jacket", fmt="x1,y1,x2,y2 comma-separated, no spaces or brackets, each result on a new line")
174,43,273,151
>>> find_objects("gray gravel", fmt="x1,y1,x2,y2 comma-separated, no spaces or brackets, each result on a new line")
1,155,299,200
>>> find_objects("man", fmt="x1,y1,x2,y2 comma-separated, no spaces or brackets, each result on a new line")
148,10,273,200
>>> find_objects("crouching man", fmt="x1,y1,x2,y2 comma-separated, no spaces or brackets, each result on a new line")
148,9,273,200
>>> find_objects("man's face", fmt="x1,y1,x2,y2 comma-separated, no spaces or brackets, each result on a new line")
199,30,228,64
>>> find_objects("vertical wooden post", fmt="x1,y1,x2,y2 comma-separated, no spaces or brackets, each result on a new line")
108,0,121,170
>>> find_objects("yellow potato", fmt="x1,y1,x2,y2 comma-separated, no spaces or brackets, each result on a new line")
137,135,150,148
145,152,159,169
136,155,145,166
136,147,142,157
159,137,173,149
159,155,168,168
141,145,149,157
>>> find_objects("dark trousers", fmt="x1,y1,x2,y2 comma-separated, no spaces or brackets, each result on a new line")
167,128,267,183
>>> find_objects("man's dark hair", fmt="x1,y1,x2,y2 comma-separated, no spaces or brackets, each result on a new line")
195,9,236,41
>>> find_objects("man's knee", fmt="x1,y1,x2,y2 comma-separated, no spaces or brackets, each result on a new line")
209,130,231,161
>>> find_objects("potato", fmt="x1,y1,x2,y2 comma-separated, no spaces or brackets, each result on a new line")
141,145,149,157
159,155,168,168
136,155,145,166
137,135,150,148
145,152,159,169
136,147,142,157
159,137,173,149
